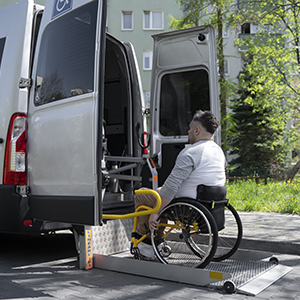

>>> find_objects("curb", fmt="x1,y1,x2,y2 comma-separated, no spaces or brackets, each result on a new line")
239,238,300,256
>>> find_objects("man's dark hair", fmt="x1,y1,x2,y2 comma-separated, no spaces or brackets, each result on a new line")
192,110,219,134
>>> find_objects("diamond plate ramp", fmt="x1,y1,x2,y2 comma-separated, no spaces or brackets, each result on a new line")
207,258,292,295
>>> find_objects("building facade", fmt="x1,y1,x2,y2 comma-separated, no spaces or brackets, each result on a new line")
106,0,182,107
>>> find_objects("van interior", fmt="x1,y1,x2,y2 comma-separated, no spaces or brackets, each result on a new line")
102,36,138,213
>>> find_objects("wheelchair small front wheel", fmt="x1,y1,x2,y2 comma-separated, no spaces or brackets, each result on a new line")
161,244,172,257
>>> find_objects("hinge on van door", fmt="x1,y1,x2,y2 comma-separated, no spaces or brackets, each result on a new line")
102,171,110,189
19,78,32,89
16,185,30,196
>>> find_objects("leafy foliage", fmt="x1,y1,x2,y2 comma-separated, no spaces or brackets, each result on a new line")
170,0,300,177
228,56,287,168
236,0,300,177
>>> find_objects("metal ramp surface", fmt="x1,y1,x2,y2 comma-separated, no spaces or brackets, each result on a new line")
206,258,292,295
79,221,292,296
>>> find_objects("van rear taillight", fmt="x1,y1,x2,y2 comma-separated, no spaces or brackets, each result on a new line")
3,113,27,185
23,219,33,227
142,131,148,155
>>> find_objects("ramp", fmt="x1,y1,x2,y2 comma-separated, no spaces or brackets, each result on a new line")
79,221,292,295
207,258,292,295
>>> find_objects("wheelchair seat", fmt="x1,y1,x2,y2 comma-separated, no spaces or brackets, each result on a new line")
196,185,227,231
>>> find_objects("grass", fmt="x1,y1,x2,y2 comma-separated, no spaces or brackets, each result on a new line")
226,178,300,214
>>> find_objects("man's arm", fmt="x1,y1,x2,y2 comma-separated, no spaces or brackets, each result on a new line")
149,148,195,232
148,196,170,232
159,152,194,200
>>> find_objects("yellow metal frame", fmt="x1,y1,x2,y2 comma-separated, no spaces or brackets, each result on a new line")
102,189,162,248
156,221,200,241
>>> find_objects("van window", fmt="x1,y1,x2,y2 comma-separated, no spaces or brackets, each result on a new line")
159,69,210,136
34,1,98,106
0,38,5,70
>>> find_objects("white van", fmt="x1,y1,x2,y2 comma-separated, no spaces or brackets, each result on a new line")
0,0,220,233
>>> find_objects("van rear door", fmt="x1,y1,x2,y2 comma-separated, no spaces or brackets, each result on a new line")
27,0,107,226
149,25,220,186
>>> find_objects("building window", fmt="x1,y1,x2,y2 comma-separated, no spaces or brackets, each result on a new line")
223,22,229,38
143,11,163,30
241,23,251,34
224,58,229,75
122,11,133,30
144,91,150,108
217,58,229,75
34,1,97,106
143,51,153,70
159,69,210,136
241,22,261,34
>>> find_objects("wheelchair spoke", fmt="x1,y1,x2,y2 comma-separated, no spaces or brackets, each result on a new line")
151,199,218,269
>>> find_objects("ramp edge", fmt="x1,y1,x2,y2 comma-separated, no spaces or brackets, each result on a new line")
237,264,293,296
94,253,231,286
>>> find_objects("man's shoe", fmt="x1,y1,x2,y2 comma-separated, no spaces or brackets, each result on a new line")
138,241,155,258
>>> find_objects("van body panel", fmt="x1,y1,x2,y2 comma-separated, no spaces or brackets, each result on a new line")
0,185,23,232
0,0,36,232
150,25,220,172
0,0,33,184
28,96,95,196
27,0,105,225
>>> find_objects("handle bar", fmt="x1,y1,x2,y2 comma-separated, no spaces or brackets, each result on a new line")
102,189,161,220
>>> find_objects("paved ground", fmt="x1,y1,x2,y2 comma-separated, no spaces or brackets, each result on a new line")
1,212,300,300
239,212,300,255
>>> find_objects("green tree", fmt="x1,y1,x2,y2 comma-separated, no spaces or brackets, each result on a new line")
170,0,237,154
236,0,300,180
229,57,286,169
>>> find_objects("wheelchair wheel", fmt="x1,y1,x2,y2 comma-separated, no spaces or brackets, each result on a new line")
213,203,243,261
151,198,218,269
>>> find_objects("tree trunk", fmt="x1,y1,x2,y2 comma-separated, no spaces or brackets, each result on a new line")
286,157,300,182
216,6,227,156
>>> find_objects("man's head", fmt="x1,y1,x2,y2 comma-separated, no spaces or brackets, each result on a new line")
188,110,219,144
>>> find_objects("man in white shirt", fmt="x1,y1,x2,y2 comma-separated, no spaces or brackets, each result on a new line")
134,110,226,257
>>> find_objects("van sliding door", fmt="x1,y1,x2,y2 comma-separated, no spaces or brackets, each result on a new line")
27,0,106,226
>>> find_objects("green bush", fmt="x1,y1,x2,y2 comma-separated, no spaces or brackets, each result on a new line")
226,179,300,214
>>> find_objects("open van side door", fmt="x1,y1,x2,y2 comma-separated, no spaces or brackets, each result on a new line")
149,25,220,186
27,0,107,226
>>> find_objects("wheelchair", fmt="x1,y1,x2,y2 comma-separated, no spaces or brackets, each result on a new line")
130,186,243,268
195,185,243,262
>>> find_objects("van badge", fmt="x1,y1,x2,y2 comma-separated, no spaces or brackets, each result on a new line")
52,0,73,19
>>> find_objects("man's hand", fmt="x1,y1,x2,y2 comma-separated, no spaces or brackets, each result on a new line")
149,212,160,233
